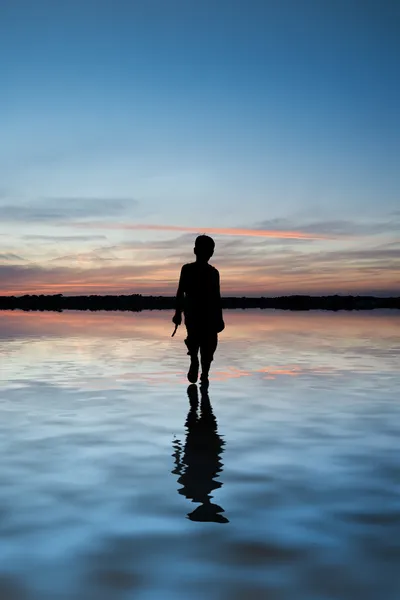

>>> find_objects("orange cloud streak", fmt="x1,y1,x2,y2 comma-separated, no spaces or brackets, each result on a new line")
71,222,332,240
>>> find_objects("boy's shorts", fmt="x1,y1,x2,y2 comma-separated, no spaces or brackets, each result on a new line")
184,326,218,363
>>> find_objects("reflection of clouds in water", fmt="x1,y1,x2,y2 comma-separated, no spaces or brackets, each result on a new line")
74,372,186,390
1,310,399,389
213,365,337,382
1,309,399,341
0,310,171,341
77,365,339,389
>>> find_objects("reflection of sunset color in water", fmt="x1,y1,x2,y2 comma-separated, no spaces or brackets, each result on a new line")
212,365,335,382
1,308,398,338
1,310,398,387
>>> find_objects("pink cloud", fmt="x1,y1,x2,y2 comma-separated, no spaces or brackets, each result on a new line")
71,222,332,240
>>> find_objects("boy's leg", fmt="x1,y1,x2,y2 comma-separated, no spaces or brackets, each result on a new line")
185,327,200,383
200,333,218,383
185,329,200,358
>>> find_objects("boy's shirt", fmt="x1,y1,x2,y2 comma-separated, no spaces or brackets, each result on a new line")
177,262,224,332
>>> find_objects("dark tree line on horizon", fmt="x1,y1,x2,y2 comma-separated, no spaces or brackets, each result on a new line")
0,294,399,312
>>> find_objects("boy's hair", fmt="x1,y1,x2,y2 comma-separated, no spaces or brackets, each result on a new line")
194,234,215,259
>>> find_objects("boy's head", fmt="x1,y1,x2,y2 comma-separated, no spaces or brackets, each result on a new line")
194,235,215,262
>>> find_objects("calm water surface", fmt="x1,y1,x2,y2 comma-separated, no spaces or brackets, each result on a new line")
0,310,399,599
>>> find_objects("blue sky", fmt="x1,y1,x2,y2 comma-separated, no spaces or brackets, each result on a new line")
1,0,399,295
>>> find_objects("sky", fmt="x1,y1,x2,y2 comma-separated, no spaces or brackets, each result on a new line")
1,0,399,296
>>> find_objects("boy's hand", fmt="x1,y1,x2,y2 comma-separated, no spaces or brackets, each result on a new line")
172,312,182,326
217,319,225,333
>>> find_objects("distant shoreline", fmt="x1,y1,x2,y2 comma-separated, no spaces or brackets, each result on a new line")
0,294,399,312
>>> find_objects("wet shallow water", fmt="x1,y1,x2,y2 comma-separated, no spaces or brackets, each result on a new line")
0,309,399,600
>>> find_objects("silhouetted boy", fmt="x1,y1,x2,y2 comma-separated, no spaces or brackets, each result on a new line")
173,235,224,384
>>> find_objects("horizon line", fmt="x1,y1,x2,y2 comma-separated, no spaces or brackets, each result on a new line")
1,292,399,299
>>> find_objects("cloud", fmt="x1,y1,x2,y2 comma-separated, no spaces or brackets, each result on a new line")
92,233,196,252
23,234,108,242
48,247,118,264
0,197,137,223
0,253,24,261
0,263,160,295
1,221,399,296
71,222,332,240
69,213,400,240
255,217,400,236
0,236,399,296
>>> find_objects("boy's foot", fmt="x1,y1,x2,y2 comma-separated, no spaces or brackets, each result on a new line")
187,358,199,383
200,373,209,389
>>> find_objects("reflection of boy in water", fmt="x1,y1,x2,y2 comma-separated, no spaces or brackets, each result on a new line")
172,384,228,523
172,235,225,384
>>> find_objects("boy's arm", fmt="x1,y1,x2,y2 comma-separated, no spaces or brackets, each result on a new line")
215,269,225,332
173,266,185,325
